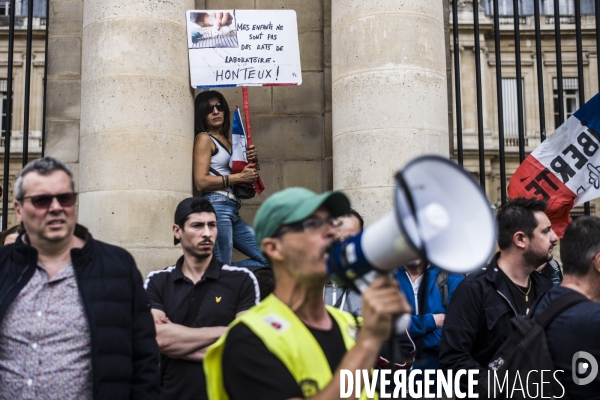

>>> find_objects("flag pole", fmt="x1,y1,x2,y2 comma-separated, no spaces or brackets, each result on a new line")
242,86,259,170
242,86,252,145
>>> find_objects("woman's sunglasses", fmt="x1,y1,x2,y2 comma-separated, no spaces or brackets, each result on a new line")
208,102,225,113
20,192,78,209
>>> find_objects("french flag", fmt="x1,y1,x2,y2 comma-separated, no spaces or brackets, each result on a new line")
508,92,600,237
230,107,265,195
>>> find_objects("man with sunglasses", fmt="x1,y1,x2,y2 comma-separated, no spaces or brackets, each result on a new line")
0,157,159,399
204,187,411,400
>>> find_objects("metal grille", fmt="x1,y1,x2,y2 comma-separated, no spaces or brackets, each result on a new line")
0,0,48,229
451,0,597,216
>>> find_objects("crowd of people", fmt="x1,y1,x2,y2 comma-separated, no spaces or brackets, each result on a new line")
0,91,598,400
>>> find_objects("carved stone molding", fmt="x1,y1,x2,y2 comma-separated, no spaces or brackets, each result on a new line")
451,0,485,11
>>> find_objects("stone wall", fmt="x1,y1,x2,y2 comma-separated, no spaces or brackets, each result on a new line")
194,0,331,263
197,0,331,230
45,0,83,189
45,0,331,271
332,0,450,224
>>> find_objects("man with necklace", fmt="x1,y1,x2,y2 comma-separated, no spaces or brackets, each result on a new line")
439,197,556,392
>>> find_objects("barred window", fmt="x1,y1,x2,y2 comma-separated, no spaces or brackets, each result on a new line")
0,79,10,138
0,2,9,16
502,78,526,137
553,78,579,130
483,0,595,16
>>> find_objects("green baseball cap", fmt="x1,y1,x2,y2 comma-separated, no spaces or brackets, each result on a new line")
254,187,351,246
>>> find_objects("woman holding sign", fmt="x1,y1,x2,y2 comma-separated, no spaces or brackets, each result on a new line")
193,90,268,269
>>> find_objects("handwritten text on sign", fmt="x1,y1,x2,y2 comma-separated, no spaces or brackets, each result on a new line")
186,10,302,88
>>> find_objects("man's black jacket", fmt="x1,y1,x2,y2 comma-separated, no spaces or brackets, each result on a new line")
0,225,160,399
439,254,553,385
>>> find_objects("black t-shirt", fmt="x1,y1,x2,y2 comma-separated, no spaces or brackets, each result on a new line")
221,313,347,400
145,256,259,400
532,286,600,400
499,269,538,317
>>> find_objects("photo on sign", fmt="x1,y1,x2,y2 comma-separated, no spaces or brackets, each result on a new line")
188,10,238,48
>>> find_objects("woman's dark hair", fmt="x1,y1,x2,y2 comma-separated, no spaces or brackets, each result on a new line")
0,225,24,245
194,90,231,137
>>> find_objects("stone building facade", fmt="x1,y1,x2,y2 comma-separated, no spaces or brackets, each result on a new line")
44,0,337,273
452,1,599,215
24,0,597,274
41,0,450,275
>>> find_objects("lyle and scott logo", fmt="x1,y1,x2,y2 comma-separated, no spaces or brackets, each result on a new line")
572,351,598,386
215,297,222,303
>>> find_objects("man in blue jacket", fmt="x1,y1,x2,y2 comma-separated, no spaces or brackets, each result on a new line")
395,259,463,371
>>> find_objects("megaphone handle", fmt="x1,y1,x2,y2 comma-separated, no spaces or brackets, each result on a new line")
387,314,411,370
353,270,379,293
395,313,411,333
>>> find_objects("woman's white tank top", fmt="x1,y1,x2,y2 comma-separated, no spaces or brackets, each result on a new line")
199,133,232,176
196,133,235,195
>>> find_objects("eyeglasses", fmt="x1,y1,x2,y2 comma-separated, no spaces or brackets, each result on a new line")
208,102,224,113
275,217,342,237
20,192,78,209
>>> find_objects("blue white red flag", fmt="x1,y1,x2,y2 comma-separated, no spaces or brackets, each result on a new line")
230,107,265,194
508,92,600,237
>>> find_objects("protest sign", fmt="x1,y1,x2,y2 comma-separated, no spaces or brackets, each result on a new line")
186,10,302,88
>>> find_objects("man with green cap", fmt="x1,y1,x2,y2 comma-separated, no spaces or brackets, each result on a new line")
204,187,411,400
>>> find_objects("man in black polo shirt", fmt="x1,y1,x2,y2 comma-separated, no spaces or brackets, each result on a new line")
144,198,259,400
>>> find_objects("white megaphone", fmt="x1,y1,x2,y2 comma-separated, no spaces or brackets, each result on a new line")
327,154,496,295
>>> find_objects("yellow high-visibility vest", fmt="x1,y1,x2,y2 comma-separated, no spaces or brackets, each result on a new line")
204,294,375,399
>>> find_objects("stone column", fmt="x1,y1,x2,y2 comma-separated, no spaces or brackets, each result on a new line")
46,0,83,188
331,1,449,223
80,0,195,275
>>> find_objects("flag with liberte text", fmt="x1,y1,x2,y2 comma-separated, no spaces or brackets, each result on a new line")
508,92,600,237
230,107,265,195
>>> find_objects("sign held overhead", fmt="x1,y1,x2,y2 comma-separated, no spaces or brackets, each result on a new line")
186,9,302,88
